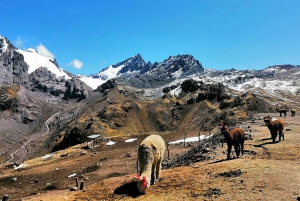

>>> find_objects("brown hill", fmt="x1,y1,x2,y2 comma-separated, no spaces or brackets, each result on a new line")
49,83,271,153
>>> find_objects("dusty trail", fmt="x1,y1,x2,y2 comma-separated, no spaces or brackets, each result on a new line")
7,111,61,163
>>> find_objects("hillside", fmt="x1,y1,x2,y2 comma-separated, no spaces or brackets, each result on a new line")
1,112,299,200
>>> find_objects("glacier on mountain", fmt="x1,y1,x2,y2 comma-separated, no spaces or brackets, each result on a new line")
16,48,71,79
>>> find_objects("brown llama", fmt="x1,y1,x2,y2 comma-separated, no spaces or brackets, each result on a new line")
276,107,287,117
291,109,296,117
263,116,284,143
219,124,245,160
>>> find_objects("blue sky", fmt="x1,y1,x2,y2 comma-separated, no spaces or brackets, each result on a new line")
1,0,300,75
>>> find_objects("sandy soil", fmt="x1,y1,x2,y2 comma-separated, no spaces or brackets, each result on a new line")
1,113,300,201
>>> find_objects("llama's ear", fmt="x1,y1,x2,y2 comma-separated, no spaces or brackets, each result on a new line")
142,176,147,188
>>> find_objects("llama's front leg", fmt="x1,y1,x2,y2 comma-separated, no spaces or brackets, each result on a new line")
227,144,232,160
151,163,156,185
271,132,277,143
155,159,162,181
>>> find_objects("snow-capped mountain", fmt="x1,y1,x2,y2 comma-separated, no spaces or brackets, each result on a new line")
78,54,204,89
16,48,71,79
0,35,93,101
1,34,300,107
78,54,146,89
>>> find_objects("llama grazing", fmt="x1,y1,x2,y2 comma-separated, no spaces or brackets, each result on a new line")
263,116,284,143
135,134,165,193
219,124,245,160
290,109,296,117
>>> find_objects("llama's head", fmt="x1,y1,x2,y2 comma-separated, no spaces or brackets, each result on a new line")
134,174,150,193
219,122,229,133
220,126,230,134
263,116,272,125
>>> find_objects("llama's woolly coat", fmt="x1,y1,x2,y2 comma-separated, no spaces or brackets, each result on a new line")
220,126,245,160
136,134,165,193
264,116,284,142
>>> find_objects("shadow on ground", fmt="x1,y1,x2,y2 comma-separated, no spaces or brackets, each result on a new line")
254,141,280,147
114,181,142,198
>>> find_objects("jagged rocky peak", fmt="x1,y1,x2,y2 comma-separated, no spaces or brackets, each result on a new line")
117,53,147,74
0,35,17,53
0,35,29,85
164,54,203,70
145,54,204,78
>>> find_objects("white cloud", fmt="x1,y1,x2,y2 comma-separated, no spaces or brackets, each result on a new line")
70,59,84,69
14,36,24,48
36,43,55,59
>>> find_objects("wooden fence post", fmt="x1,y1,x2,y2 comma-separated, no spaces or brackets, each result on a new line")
80,181,84,190
75,177,79,188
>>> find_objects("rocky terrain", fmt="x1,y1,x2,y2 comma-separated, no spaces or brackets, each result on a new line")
0,112,299,200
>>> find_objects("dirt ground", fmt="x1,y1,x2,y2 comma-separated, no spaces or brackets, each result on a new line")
1,112,300,201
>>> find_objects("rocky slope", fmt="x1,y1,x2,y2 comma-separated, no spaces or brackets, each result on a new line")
0,36,96,163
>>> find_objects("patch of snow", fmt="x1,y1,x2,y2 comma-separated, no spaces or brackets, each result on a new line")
98,64,125,79
16,48,71,79
41,154,55,160
168,135,213,145
170,86,182,97
14,163,28,170
125,138,137,143
68,173,77,178
262,67,277,73
229,78,300,95
106,140,116,146
79,64,125,89
172,68,183,78
0,35,8,52
79,76,106,90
